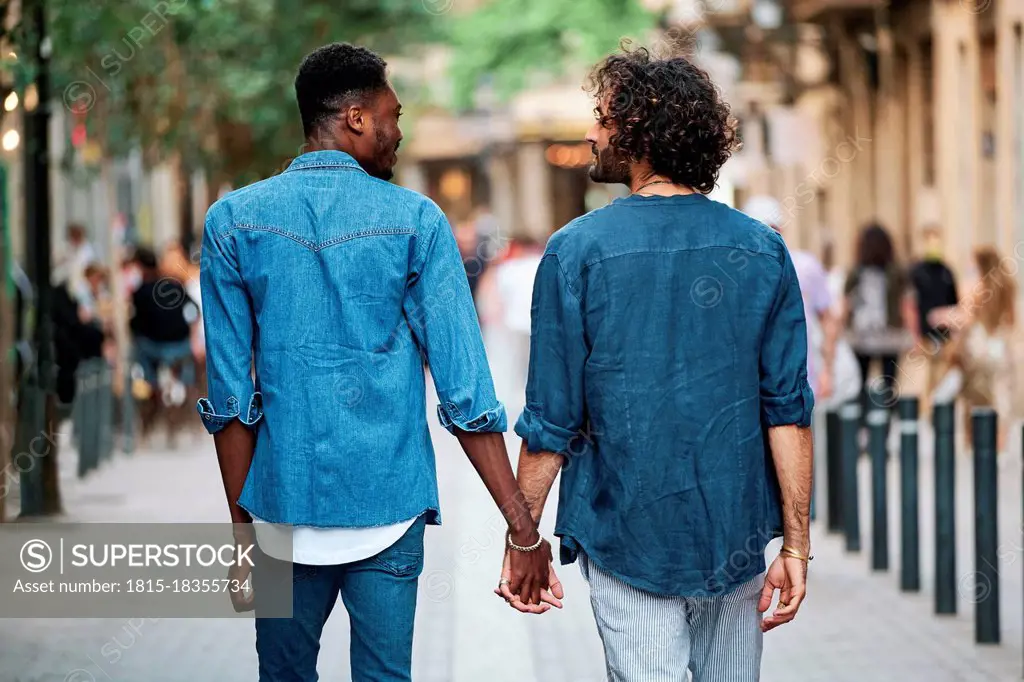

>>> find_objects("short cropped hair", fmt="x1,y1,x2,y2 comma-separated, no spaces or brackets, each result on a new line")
295,43,388,138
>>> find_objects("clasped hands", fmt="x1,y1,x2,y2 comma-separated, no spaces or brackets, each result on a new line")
494,539,565,614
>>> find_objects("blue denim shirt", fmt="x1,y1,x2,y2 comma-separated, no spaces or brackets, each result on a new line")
197,150,505,528
515,193,813,597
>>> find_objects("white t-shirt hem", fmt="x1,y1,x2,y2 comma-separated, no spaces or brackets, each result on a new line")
251,516,419,566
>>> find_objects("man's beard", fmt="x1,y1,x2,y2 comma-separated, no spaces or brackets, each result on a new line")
369,127,399,181
588,144,630,185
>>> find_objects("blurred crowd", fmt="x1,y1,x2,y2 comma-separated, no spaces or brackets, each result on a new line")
30,192,1020,456
12,223,206,448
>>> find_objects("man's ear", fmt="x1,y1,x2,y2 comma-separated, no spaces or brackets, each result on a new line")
343,104,365,135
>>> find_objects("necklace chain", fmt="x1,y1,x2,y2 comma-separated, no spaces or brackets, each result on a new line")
633,179,674,195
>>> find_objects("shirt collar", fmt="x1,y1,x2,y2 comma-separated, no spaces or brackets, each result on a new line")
283,150,367,174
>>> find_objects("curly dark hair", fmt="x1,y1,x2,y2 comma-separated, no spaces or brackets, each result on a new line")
295,43,388,138
587,46,738,193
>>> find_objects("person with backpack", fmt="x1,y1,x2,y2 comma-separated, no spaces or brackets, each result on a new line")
843,223,917,412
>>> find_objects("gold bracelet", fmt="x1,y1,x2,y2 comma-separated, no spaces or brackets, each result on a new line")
780,545,814,562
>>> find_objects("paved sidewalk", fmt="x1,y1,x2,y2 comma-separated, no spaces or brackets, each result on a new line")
1,394,1022,680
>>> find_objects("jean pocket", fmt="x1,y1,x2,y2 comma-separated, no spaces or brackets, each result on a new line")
291,564,322,583
372,550,424,578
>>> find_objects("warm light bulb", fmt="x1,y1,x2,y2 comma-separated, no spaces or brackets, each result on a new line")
2,130,20,151
3,91,17,111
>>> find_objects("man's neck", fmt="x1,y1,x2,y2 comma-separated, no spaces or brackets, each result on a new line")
628,165,695,196
303,136,353,156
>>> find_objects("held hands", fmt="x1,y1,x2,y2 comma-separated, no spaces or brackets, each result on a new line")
494,538,564,614
757,548,809,632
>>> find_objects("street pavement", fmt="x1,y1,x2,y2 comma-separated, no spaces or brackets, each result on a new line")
1,375,1023,681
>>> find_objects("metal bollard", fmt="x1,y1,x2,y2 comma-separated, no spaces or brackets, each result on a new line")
71,376,83,451
97,362,114,463
934,400,957,615
898,397,920,592
826,409,843,533
868,405,889,571
87,361,102,473
840,402,862,552
972,408,1000,644
75,364,98,478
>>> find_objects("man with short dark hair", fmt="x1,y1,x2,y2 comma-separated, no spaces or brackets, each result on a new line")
198,43,553,681
497,48,814,681
908,225,959,409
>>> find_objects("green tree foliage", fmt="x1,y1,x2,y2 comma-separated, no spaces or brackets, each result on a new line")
447,0,658,110
9,0,442,185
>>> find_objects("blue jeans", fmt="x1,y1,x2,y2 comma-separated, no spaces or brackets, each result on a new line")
254,517,425,682
133,336,195,387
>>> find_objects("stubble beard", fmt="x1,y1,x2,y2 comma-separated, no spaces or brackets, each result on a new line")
588,145,630,186
371,126,399,181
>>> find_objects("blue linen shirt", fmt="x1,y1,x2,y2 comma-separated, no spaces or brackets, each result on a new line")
197,150,505,528
514,193,814,597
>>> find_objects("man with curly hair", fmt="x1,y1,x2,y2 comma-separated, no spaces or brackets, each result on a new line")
496,48,814,681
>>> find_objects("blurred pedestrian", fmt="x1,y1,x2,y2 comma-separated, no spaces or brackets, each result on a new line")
196,43,549,681
908,225,959,410
160,242,205,392
821,240,845,314
51,276,105,407
80,263,115,362
940,247,1016,449
78,263,110,325
742,196,838,401
473,203,502,262
498,48,813,679
844,223,916,410
455,218,485,300
129,246,196,444
491,234,544,402
60,223,97,305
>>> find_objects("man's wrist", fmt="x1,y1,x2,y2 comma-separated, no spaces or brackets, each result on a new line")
509,525,540,547
782,536,811,555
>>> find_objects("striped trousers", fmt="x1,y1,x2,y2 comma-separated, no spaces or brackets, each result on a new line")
579,552,765,682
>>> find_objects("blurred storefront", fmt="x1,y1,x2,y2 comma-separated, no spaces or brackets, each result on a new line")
398,81,630,242
712,0,1024,283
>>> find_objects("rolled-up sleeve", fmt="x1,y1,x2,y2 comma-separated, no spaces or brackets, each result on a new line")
760,248,815,427
196,207,263,435
514,253,588,455
406,210,506,435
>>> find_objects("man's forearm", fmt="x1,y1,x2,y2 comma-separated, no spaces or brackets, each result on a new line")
454,431,538,542
766,424,813,553
516,441,564,523
212,420,257,526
